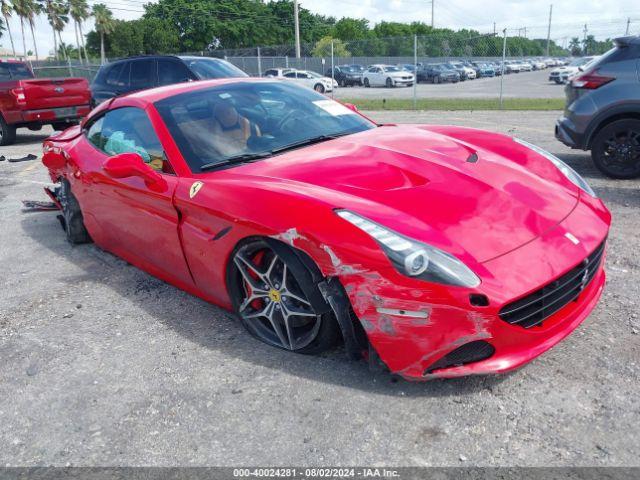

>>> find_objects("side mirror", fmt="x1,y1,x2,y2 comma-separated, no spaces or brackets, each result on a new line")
344,103,358,112
103,152,167,192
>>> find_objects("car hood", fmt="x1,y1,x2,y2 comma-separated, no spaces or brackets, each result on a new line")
388,71,412,77
232,126,579,263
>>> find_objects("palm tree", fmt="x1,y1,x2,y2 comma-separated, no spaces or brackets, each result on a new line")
12,0,35,61
26,0,41,61
69,0,89,63
92,3,113,64
40,0,67,60
1,0,17,59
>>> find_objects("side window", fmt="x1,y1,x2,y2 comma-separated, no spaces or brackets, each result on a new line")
284,72,297,78
264,69,276,77
157,59,192,86
104,63,126,87
85,116,105,150
87,107,173,174
129,59,156,90
0,65,10,81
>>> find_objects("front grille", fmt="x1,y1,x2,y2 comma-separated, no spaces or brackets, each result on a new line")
499,240,606,328
425,340,495,374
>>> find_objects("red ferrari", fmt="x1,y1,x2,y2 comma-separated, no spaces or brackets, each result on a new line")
42,78,611,380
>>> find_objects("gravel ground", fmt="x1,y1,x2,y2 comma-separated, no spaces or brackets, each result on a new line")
333,69,565,99
0,111,639,467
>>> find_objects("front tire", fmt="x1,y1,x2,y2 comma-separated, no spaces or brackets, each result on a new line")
364,77,370,88
0,114,16,146
314,83,325,94
591,119,640,179
60,180,92,244
228,239,339,354
385,77,393,88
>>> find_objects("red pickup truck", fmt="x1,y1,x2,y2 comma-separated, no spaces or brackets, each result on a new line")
0,60,92,146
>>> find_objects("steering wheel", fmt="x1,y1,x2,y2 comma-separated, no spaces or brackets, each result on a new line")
276,109,306,134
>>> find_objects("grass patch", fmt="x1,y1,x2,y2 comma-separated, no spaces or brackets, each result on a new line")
341,97,564,111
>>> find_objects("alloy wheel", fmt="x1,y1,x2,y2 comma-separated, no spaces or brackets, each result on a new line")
600,129,640,176
232,244,321,351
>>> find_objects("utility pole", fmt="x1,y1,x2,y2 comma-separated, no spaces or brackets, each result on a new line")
626,18,631,35
493,22,496,35
583,23,588,54
545,4,552,56
431,0,434,28
294,0,301,59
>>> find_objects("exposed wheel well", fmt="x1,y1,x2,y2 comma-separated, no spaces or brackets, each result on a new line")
588,112,640,149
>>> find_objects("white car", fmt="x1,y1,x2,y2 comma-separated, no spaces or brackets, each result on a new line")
548,56,597,84
283,70,337,93
263,68,295,78
531,59,547,70
518,61,533,72
363,64,415,88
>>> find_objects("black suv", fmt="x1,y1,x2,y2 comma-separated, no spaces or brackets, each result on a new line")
556,36,640,178
90,55,247,106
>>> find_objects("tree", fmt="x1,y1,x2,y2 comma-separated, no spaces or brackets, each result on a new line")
40,0,67,60
1,0,17,58
69,0,89,63
12,0,35,60
582,35,597,55
26,0,40,60
569,37,581,56
92,3,114,64
312,36,349,58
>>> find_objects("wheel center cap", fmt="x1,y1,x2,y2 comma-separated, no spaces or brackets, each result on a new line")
268,289,281,303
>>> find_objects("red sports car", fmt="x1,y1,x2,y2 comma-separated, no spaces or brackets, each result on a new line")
42,78,611,380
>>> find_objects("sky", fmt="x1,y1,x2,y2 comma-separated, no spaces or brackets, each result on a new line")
1,0,639,57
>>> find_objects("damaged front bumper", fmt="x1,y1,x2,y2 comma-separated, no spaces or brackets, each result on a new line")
333,201,609,381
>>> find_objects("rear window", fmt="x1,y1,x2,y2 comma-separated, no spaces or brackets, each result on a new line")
180,58,247,80
0,62,34,81
587,44,639,71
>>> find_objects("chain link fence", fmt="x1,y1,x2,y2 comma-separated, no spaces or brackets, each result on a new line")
29,32,570,108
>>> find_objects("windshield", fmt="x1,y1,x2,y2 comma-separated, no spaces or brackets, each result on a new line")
307,71,324,78
383,66,401,72
0,62,34,81
154,81,375,172
180,58,248,80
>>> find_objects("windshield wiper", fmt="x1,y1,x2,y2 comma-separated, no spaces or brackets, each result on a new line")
270,132,352,155
199,132,353,171
200,152,272,171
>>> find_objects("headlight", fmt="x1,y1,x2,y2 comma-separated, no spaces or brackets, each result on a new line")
335,210,481,288
513,137,596,197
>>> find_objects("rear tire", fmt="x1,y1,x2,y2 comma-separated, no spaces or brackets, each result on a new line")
591,119,640,179
364,77,370,88
434,76,441,84
60,180,92,244
0,114,16,146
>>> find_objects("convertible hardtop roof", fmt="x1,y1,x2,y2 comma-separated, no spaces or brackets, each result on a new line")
123,77,277,104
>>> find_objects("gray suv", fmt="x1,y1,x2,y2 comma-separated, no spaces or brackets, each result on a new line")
555,36,640,178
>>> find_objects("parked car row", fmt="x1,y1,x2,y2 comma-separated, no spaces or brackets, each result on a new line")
548,56,598,84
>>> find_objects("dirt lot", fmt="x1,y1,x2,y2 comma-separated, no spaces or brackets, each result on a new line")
333,69,565,99
0,111,639,467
